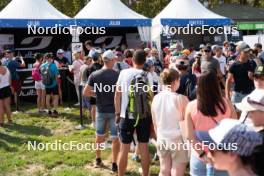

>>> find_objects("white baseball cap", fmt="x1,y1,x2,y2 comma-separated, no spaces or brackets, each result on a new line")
236,89,264,112
57,49,64,54
196,119,263,156
235,41,248,50
102,50,117,61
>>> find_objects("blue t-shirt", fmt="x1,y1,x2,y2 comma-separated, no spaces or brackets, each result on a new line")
3,59,20,80
40,62,59,88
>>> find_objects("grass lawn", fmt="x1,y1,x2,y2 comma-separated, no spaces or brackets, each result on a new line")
0,103,160,176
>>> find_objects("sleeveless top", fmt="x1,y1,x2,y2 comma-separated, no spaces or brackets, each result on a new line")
188,98,231,131
152,90,186,140
188,98,231,159
0,67,10,89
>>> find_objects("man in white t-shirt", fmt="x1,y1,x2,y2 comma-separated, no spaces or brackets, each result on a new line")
115,49,153,176
214,45,227,76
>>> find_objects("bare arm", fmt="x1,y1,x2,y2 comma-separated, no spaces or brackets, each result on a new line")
179,96,189,138
225,73,234,100
20,57,26,68
184,104,205,156
226,98,238,119
151,109,157,136
248,71,254,81
184,104,195,141
83,85,96,97
114,85,122,124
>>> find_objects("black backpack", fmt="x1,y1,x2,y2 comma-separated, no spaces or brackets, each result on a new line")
184,74,197,100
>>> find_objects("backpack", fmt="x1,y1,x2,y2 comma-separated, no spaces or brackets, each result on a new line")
127,72,152,127
184,74,197,100
117,62,122,72
40,64,53,86
32,65,42,81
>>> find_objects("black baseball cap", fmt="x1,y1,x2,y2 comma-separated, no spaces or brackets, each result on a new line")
254,65,264,76
45,53,54,59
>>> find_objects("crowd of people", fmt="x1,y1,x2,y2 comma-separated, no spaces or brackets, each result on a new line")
0,39,264,176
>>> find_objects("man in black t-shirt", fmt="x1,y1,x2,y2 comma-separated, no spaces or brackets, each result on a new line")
86,52,103,128
55,49,69,67
175,56,197,100
226,45,256,105
83,50,119,172
236,69,264,176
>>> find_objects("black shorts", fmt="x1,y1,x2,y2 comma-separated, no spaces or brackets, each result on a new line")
45,86,59,95
119,116,151,144
89,97,96,105
0,86,12,99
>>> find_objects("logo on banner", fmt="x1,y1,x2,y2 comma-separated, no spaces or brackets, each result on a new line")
19,76,36,97
16,36,53,51
109,21,121,26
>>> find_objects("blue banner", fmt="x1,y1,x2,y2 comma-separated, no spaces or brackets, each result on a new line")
161,18,232,26
76,19,151,27
0,19,74,28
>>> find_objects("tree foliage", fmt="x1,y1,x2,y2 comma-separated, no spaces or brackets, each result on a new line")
0,0,264,18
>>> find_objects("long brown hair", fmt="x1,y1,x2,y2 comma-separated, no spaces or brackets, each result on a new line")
197,71,226,117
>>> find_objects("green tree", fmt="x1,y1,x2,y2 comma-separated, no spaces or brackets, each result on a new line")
0,0,264,18
127,0,170,18
0,0,11,11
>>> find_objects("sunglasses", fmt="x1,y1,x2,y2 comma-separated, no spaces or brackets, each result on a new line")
204,50,211,53
254,75,264,80
176,65,188,70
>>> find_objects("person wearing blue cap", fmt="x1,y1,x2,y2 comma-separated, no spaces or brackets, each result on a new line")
196,119,263,176
235,72,264,176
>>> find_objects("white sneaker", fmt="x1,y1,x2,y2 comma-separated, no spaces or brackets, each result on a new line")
90,121,96,128
74,103,80,106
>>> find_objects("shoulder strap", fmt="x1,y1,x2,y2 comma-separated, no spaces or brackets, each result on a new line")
117,63,122,72
210,116,219,125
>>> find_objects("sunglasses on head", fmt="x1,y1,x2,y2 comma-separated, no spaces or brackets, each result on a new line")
254,75,264,80
176,65,188,70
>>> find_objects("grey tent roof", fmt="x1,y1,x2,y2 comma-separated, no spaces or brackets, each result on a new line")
211,3,264,22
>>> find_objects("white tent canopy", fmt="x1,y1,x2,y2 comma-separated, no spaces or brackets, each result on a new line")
0,0,71,27
75,0,151,42
75,0,146,20
153,0,230,26
152,0,231,51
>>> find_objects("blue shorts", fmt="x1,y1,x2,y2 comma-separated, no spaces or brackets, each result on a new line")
231,91,247,104
82,96,91,110
119,116,151,144
190,154,228,176
96,112,117,138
